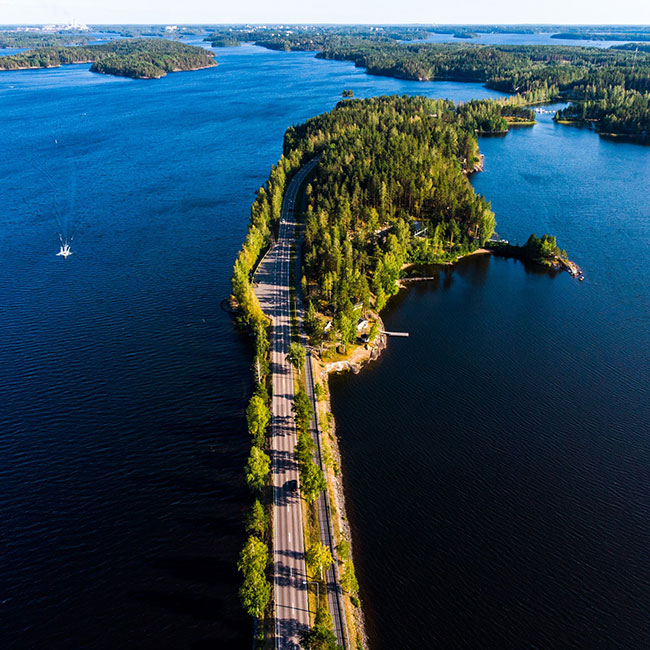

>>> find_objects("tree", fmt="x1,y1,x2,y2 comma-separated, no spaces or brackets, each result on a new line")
304,300,318,334
245,446,271,492
305,542,334,580
309,320,326,352
238,535,269,575
335,312,356,353
246,394,270,447
299,607,343,650
301,460,327,504
340,562,359,595
246,499,267,538
287,341,306,372
368,321,379,343
239,568,272,619
238,536,271,618
295,430,315,467
314,382,326,401
293,389,313,436
335,538,350,561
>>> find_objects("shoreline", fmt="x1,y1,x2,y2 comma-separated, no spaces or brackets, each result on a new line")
310,356,371,649
314,239,581,648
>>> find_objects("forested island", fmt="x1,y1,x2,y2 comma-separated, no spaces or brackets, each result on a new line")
315,43,650,137
0,32,94,48
0,39,216,79
224,27,649,138
488,234,580,276
551,32,650,41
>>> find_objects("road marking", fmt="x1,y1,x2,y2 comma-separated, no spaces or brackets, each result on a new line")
288,531,291,542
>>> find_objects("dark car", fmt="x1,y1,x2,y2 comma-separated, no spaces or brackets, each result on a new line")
286,479,298,492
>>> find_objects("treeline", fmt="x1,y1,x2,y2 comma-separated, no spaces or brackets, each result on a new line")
556,84,650,136
551,32,650,42
90,24,207,37
203,25,432,50
209,36,241,48
281,95,497,324
614,43,650,54
0,32,93,48
0,39,216,78
312,41,650,136
230,150,306,636
231,150,303,330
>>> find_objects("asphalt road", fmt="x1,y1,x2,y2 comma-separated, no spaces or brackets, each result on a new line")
253,157,320,649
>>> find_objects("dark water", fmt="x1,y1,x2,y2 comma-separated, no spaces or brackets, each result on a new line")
330,114,650,648
0,47,503,649
2,43,648,650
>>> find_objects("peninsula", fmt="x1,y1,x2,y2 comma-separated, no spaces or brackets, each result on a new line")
231,94,575,649
0,39,216,79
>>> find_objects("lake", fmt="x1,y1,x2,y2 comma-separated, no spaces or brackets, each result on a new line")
0,44,648,649
330,111,650,648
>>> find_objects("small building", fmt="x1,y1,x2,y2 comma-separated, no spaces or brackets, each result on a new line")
357,318,368,332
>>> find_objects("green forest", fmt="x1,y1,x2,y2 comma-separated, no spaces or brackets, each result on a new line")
232,95,511,343
231,30,649,137
315,42,650,137
0,39,216,79
287,95,500,328
0,32,93,48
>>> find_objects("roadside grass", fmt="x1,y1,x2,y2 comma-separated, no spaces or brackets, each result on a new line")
313,363,364,649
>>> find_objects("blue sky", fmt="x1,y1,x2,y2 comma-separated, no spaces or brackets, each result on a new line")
1,0,649,26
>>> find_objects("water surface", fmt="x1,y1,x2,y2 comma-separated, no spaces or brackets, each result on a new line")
330,110,650,649
0,46,502,649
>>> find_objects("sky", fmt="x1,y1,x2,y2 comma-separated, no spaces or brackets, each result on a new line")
1,0,649,26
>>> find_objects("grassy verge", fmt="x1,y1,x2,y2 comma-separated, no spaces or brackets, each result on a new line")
289,239,299,342
312,364,365,649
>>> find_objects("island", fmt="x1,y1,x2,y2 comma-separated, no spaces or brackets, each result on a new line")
0,32,94,48
314,42,650,138
220,27,649,139
0,38,217,79
551,32,650,41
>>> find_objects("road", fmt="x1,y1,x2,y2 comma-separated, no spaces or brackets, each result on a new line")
253,157,320,649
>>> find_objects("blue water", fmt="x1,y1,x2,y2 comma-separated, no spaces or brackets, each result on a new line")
0,47,504,649
1,44,648,649
0,47,28,56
